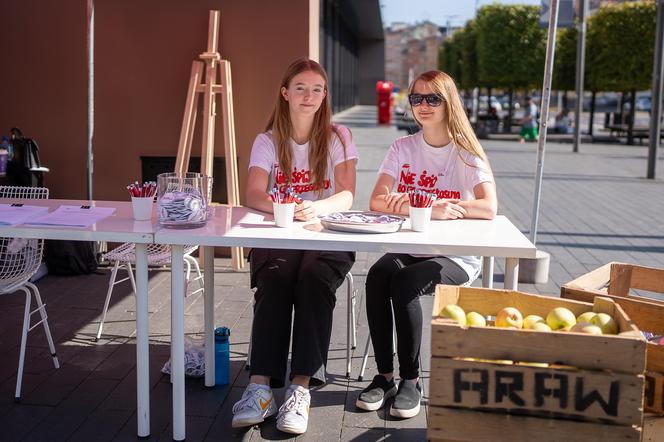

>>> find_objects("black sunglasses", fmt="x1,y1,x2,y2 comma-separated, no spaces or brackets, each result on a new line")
408,93,444,107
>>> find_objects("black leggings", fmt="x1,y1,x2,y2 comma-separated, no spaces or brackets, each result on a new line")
365,253,469,380
249,248,355,388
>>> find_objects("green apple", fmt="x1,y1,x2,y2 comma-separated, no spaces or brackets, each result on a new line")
441,304,467,325
495,307,523,329
570,321,603,335
466,311,486,327
530,322,552,332
523,314,545,329
590,313,618,334
546,307,577,330
577,311,597,323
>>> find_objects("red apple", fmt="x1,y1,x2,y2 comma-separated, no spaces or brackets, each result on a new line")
495,307,523,329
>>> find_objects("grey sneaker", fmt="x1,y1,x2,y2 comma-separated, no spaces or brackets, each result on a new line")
389,380,422,418
231,383,277,428
276,384,311,434
356,375,397,411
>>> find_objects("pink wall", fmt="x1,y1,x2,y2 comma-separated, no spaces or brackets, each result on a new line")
0,0,315,201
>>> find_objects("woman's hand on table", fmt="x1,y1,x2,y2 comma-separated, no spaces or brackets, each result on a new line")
432,199,467,220
383,192,409,214
294,199,319,221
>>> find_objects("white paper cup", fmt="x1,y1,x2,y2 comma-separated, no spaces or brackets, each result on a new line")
409,206,432,232
131,196,154,221
273,202,295,228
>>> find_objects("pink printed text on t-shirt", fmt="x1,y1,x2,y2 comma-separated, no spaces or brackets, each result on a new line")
396,163,460,199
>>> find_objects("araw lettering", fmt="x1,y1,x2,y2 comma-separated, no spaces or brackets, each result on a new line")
453,368,620,417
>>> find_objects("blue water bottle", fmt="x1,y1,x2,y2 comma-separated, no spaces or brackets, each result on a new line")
214,327,230,385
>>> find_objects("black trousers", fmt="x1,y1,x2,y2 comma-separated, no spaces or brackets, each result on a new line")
365,253,469,380
249,248,355,388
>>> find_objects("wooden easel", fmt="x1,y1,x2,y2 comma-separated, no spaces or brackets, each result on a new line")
175,10,243,270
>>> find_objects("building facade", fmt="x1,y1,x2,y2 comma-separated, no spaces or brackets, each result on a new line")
0,0,383,202
384,21,442,90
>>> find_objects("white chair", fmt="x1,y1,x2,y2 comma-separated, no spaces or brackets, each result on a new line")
0,186,59,402
245,272,358,377
94,243,203,341
357,264,482,381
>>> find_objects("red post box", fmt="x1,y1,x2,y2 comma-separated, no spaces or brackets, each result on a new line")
376,81,394,125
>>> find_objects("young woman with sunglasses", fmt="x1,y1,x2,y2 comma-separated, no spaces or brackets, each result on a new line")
356,70,497,418
232,58,358,434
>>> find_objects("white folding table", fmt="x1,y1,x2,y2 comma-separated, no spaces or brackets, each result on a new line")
0,199,155,438
155,205,537,441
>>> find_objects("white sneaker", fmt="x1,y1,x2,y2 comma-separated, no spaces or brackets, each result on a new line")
276,384,311,434
231,383,277,428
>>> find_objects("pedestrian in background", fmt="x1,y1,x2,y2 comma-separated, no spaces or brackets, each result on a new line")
519,96,539,142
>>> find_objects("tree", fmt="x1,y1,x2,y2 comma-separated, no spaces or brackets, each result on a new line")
439,37,462,83
475,4,546,90
552,27,577,93
586,1,657,144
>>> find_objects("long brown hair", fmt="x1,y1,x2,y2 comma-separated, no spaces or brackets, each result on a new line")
265,58,347,194
410,70,489,165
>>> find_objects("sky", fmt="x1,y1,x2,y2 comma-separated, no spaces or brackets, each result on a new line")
380,0,541,27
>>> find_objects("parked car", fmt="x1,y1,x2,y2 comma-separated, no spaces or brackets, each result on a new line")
636,96,652,112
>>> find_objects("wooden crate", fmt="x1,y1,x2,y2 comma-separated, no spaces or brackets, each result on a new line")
561,262,664,414
643,413,664,442
429,285,646,442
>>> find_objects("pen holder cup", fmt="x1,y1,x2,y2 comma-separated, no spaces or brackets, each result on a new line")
409,206,432,232
131,197,154,221
157,173,212,229
273,202,295,228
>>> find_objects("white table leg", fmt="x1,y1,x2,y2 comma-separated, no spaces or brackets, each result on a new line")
203,246,215,387
504,257,519,290
171,245,186,441
134,243,150,438
482,256,494,288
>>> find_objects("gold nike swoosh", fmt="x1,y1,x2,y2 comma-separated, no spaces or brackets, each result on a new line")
259,398,272,411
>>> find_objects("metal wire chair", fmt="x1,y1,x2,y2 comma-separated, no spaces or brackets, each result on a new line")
94,243,203,341
0,186,59,402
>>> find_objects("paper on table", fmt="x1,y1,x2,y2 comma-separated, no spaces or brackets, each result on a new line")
0,204,49,226
26,205,116,227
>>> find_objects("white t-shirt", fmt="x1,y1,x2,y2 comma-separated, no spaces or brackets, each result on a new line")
379,131,494,278
248,125,358,201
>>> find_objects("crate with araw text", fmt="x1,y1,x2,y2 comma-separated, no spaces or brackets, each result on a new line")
561,262,664,415
428,285,646,442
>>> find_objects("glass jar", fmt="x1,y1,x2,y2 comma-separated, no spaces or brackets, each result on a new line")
157,172,212,229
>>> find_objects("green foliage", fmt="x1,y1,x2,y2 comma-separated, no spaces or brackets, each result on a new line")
439,21,479,90
439,37,461,82
475,4,546,89
552,27,577,91
586,1,656,92
458,20,479,89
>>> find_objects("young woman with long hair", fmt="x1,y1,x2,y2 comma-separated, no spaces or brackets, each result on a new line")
355,70,497,418
232,58,358,435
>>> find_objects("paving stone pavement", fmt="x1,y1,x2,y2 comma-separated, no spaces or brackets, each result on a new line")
0,105,662,441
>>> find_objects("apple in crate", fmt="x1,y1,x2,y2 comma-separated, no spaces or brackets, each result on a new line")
466,311,486,327
546,307,576,330
570,322,603,335
577,311,597,323
530,322,552,332
495,307,523,329
590,313,618,334
523,314,545,329
441,304,467,325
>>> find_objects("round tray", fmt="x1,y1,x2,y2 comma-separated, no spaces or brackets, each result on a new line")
319,211,405,234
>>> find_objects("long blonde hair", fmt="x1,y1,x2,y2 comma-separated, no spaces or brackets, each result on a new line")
265,58,347,194
410,70,489,164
